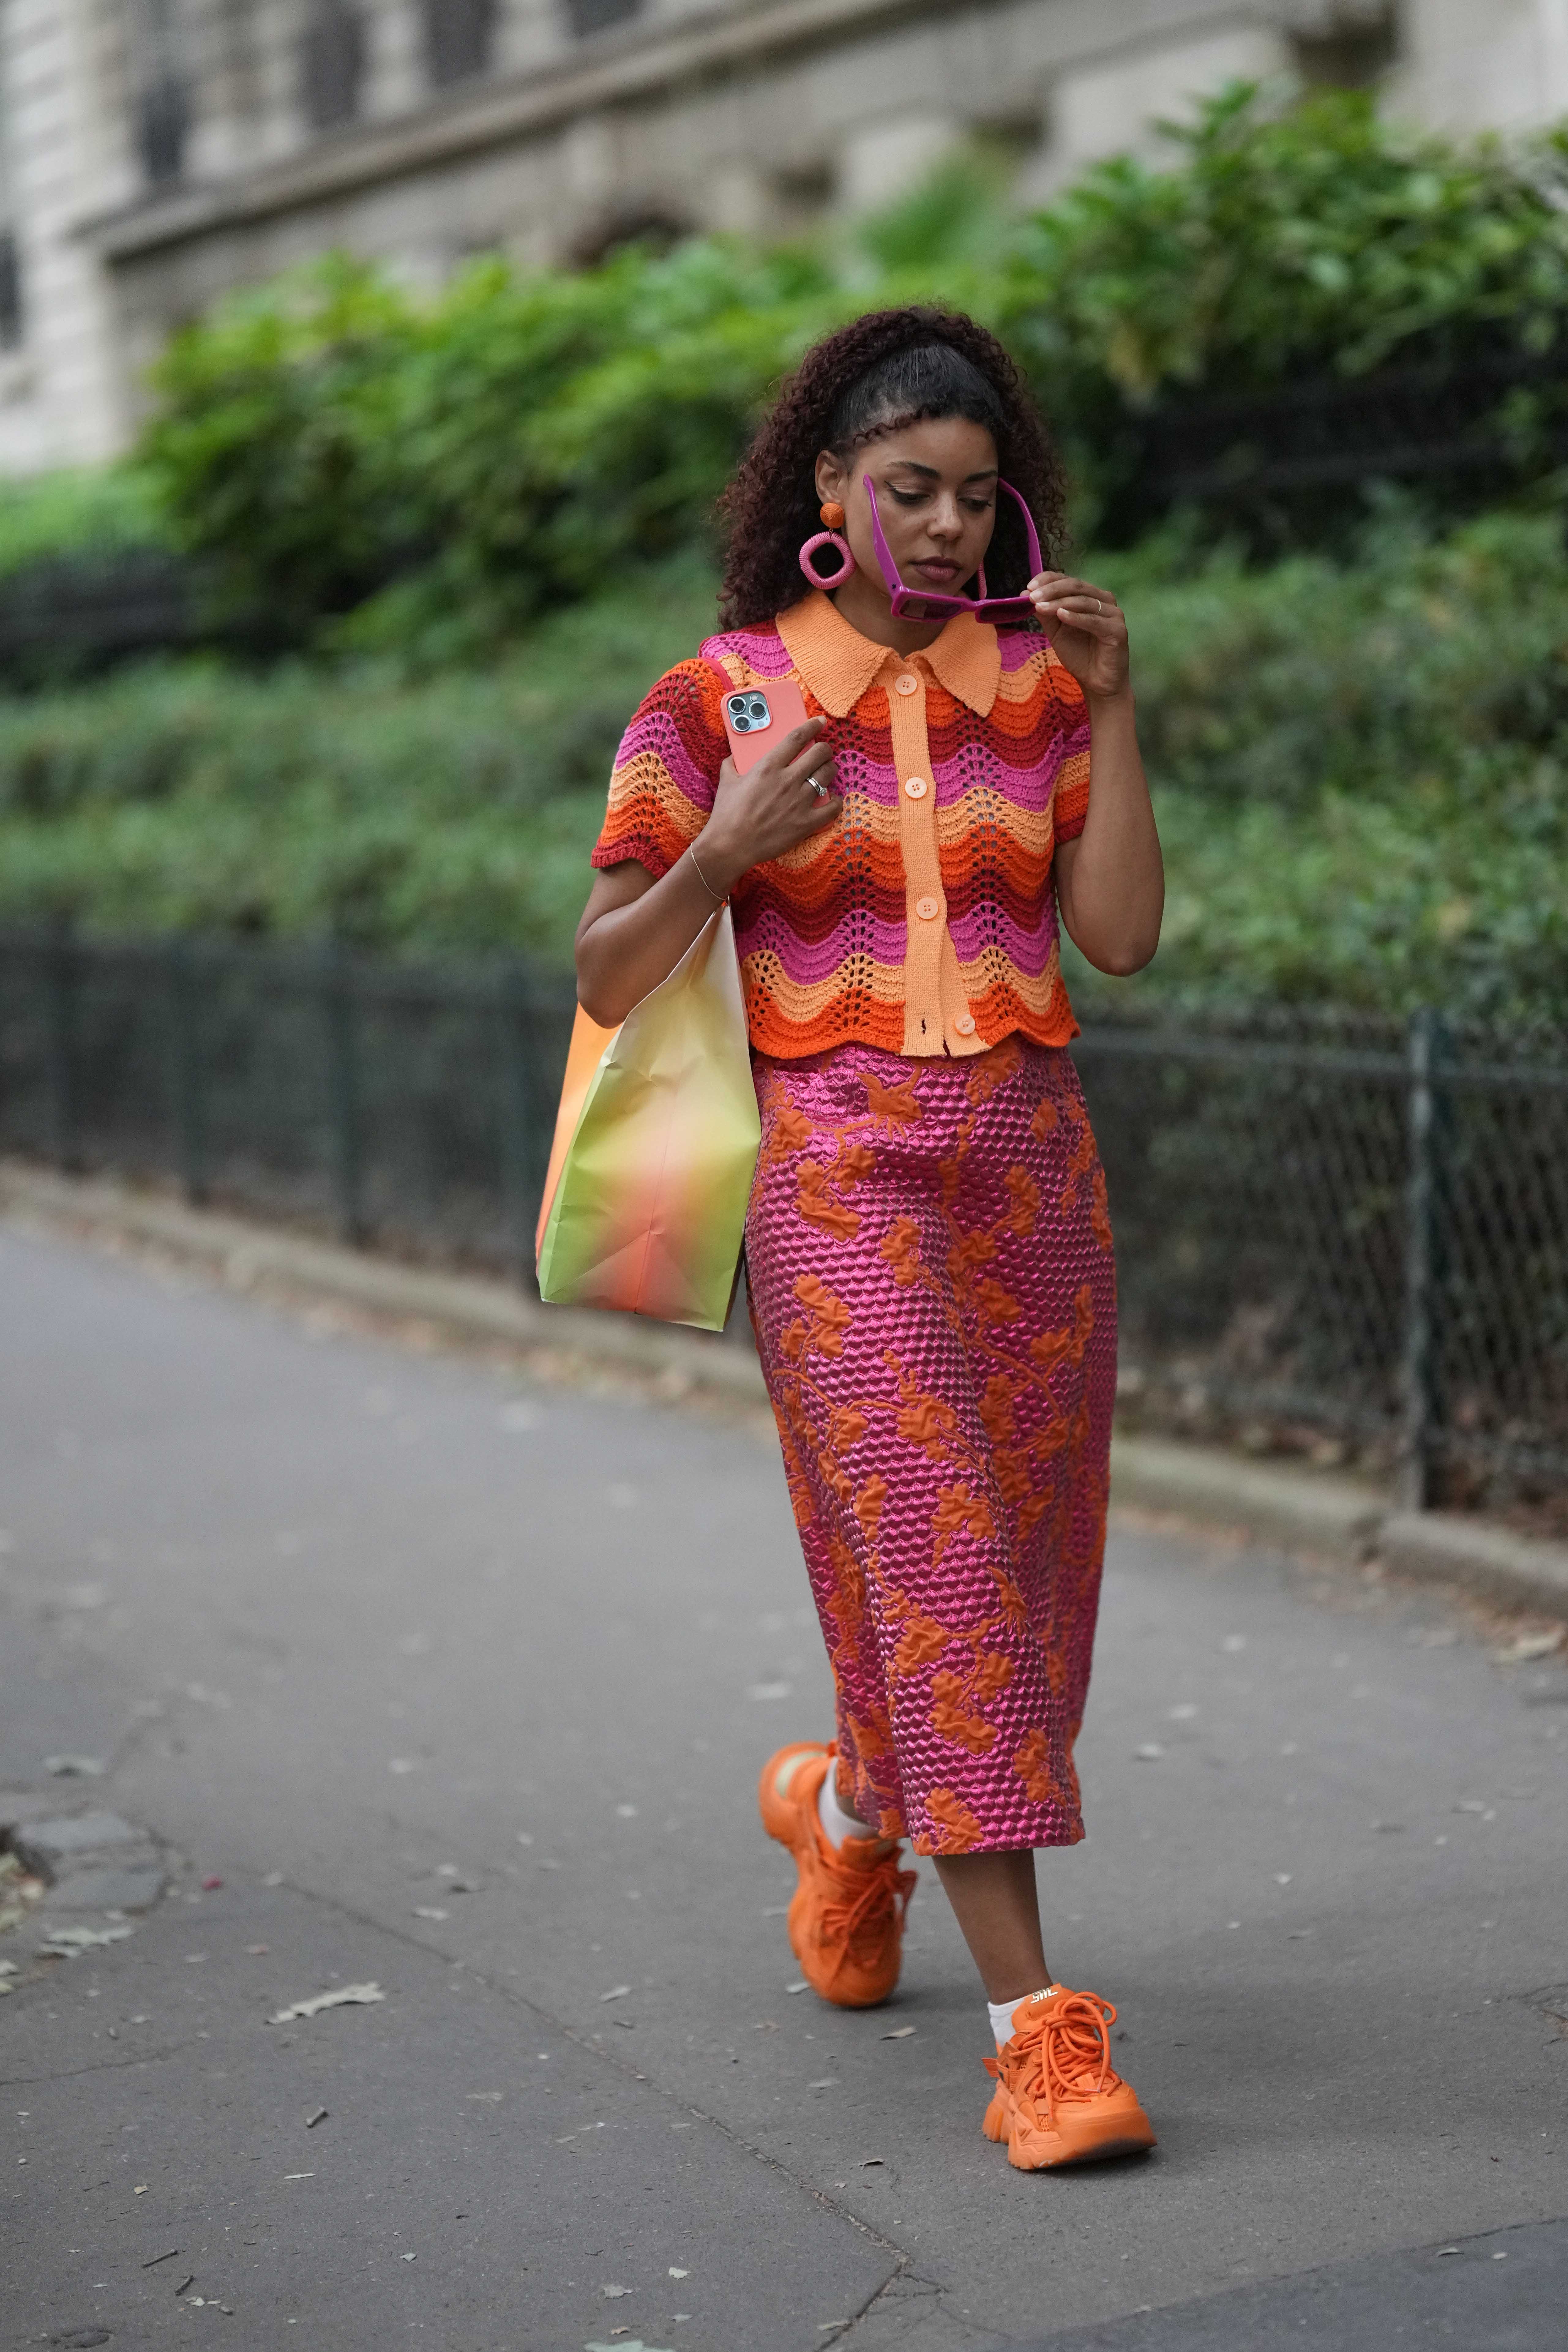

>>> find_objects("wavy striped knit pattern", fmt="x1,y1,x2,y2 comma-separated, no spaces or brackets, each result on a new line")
745,1034,1116,1853
591,594,1091,1062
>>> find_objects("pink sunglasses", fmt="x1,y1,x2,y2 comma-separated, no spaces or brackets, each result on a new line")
866,479,1043,624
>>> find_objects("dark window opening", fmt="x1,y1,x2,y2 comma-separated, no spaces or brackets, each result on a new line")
424,0,499,86
0,230,22,350
138,73,190,186
1293,7,1398,88
301,2,367,130
571,201,688,266
566,0,641,37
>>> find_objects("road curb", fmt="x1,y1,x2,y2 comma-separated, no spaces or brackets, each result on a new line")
4,1157,1566,1625
0,1158,766,1405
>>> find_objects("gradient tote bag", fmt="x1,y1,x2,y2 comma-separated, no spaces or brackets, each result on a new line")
534,905,760,1332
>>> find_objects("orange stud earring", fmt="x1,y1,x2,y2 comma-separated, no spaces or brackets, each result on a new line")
819,501,845,530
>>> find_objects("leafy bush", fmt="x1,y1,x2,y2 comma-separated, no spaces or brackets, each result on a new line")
0,466,170,583
0,516,1562,1028
135,88,1568,654
0,557,718,960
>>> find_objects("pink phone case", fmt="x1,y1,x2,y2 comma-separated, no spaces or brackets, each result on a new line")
719,678,811,775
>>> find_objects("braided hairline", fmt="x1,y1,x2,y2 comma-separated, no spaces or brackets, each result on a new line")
717,305,1067,631
836,404,967,455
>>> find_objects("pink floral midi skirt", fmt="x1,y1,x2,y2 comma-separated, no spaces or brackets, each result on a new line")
745,1035,1116,1856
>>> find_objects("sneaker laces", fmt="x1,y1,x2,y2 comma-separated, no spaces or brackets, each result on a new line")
818,1848,917,1987
1014,1991,1121,2113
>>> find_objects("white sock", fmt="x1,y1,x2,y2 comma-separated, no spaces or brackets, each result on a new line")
988,1986,1056,2049
817,1766,874,1848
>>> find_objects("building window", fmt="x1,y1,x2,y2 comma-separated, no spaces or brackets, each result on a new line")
0,230,22,350
1293,4,1397,87
565,0,640,32
424,0,499,87
138,72,190,186
301,2,367,130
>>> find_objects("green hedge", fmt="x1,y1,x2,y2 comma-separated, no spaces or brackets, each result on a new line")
0,515,1561,1028
135,88,1568,655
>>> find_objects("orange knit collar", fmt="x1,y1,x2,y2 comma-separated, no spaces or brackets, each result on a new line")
776,590,1001,719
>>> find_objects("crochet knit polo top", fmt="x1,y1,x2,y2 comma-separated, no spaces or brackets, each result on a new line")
591,587,1092,1061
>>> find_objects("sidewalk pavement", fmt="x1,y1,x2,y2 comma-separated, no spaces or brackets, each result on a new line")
4,1159,1566,1625
2,1211,1566,2350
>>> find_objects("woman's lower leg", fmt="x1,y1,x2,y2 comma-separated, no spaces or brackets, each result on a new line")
932,1848,1051,2004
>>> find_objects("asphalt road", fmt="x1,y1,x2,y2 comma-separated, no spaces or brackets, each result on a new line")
1,1220,1565,2352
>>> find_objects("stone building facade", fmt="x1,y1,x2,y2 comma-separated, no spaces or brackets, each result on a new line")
0,0,1564,474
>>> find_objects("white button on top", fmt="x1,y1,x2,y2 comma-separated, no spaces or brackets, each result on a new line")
894,674,919,696
914,895,941,922
953,1013,977,1036
904,776,929,800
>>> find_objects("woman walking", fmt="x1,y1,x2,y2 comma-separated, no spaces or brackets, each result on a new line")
575,308,1164,2170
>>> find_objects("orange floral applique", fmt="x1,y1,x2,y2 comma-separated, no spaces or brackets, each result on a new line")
775,1420,814,1530
894,1610,954,1675
1031,1095,1059,1140
797,1160,860,1240
836,1141,877,1188
990,1564,1032,1635
854,1473,888,1539
1060,1122,1096,1214
948,1227,997,1276
966,1036,1022,1104
994,1450,1038,1509
1002,1165,1040,1236
793,1272,852,1356
971,1650,1014,1703
763,1103,815,1163
973,1277,1022,1326
977,1374,1019,1447
879,1216,924,1286
1030,1283,1095,1372
897,1392,959,1454
924,1787,984,1853
830,1404,868,1455
861,1071,923,1126
1091,1165,1113,1251
931,1484,995,1563
1012,1727,1067,1807
930,1670,997,1754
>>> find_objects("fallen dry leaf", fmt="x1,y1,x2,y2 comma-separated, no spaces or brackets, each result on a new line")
267,1982,384,2025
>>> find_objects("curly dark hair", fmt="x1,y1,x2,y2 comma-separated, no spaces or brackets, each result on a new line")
717,307,1067,630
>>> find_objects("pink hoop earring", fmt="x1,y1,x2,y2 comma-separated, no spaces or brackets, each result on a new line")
799,529,855,587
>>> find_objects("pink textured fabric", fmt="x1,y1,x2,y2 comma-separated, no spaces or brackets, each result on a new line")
745,1034,1116,1855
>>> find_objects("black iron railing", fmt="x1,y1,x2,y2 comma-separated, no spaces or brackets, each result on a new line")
2,927,1563,1507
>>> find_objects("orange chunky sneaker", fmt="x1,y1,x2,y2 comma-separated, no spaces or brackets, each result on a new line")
758,1742,916,2008
982,1985,1157,2170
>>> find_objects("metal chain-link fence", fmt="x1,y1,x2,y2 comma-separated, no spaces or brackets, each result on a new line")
2,929,1563,1514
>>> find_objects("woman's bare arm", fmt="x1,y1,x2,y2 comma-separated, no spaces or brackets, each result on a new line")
575,715,842,1027
1028,573,1164,977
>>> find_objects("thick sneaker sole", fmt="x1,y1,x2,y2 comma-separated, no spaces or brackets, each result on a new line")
983,2087,1156,2170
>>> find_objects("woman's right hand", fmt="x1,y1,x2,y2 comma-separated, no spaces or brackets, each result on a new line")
694,717,843,896
575,717,842,1028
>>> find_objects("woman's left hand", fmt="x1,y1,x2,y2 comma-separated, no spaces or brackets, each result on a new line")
1027,574,1129,702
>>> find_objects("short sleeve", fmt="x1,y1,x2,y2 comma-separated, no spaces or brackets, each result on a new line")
591,658,727,880
1048,659,1091,845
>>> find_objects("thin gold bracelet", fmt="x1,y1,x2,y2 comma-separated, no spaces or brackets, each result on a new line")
688,842,725,901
